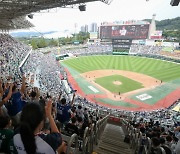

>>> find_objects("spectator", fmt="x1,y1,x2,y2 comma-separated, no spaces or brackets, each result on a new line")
0,82,13,116
166,135,173,147
84,108,89,120
56,93,75,126
13,100,65,154
0,116,14,153
4,75,27,126
160,137,172,154
151,137,164,154
76,105,84,119
65,117,79,135
29,87,40,103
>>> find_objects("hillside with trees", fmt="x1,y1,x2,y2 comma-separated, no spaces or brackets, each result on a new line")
144,17,180,41
156,17,180,30
17,32,90,49
144,17,180,30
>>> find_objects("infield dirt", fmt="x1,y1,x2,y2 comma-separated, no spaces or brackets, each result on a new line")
81,70,161,101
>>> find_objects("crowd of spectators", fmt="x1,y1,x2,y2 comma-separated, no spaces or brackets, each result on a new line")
161,51,180,59
129,44,163,55
127,107,180,154
130,44,180,59
0,34,180,154
0,75,102,153
0,34,31,78
57,44,112,56
0,34,106,154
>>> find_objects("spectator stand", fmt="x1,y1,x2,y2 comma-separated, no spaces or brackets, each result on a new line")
63,114,109,154
121,117,177,154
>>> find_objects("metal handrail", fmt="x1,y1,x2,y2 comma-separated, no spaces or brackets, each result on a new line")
122,119,157,154
82,127,89,154
94,114,110,145
89,123,94,153
66,133,79,154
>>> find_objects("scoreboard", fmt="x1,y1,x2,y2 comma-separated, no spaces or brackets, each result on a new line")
112,39,132,55
100,24,149,40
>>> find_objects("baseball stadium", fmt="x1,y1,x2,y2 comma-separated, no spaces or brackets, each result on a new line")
0,0,180,154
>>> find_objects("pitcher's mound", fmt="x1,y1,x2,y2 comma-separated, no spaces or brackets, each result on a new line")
113,81,122,85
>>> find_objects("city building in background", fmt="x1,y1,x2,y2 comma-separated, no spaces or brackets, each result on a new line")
90,22,97,32
80,26,85,32
80,24,89,33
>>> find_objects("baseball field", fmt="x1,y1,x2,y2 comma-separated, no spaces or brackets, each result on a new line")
61,55,180,111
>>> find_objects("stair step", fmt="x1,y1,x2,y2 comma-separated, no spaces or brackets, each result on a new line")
103,132,122,136
101,139,129,147
101,135,122,141
95,123,132,154
98,146,131,154
99,142,130,151
96,148,122,154
96,148,119,154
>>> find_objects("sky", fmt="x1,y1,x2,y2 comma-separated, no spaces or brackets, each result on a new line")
12,0,180,33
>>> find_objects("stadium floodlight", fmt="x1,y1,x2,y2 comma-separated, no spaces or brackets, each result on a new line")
27,14,33,19
79,5,86,11
170,0,180,6
101,0,113,5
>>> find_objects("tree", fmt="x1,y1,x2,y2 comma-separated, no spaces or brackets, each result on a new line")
49,38,58,46
37,38,47,48
162,30,180,42
31,39,38,49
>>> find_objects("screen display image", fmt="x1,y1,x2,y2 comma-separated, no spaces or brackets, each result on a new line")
100,24,149,39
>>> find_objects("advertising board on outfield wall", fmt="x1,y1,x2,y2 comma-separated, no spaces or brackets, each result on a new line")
100,24,149,40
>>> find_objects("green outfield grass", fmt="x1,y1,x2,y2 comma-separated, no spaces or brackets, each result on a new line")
95,75,144,93
95,98,137,108
62,55,180,82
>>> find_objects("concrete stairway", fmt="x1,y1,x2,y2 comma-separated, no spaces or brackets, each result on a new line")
95,123,132,154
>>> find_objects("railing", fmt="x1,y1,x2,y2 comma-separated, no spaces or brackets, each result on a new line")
82,127,89,154
121,119,166,154
66,133,79,154
63,126,89,154
89,123,94,153
95,114,110,145
65,114,110,154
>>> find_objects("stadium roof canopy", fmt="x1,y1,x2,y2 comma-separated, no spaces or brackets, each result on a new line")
0,0,108,30
0,16,34,30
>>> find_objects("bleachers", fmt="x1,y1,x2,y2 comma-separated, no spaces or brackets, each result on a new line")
0,34,180,154
121,118,178,154
62,114,109,154
95,123,132,154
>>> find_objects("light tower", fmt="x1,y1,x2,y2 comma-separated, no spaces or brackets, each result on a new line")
148,14,156,39
74,23,78,42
